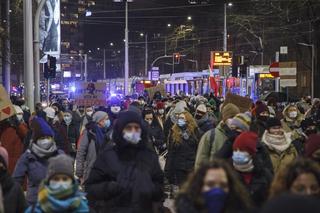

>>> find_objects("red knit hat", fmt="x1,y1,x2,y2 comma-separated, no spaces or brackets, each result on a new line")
305,134,320,159
233,131,258,156
156,102,165,109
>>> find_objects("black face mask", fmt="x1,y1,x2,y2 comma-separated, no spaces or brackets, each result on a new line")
195,114,203,120
258,116,269,122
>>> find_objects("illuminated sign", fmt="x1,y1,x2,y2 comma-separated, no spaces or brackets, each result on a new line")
259,73,274,78
211,51,232,66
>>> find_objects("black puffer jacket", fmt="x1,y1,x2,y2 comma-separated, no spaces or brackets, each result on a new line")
147,121,165,153
85,111,164,213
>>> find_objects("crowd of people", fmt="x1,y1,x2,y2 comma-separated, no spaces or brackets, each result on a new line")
0,93,320,212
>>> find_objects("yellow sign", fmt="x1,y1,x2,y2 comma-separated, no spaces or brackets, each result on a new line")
260,74,274,78
211,51,232,66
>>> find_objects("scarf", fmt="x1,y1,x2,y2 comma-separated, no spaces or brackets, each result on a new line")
262,131,291,153
31,142,57,158
38,182,88,213
94,124,106,147
233,159,254,173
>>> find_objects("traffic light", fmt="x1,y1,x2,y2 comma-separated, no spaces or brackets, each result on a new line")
173,53,181,64
44,55,57,79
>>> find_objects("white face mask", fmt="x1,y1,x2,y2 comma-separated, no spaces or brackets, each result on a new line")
63,115,72,125
86,111,93,117
17,114,23,122
158,109,165,115
123,131,141,144
111,106,121,114
37,138,53,149
289,111,298,119
49,180,72,191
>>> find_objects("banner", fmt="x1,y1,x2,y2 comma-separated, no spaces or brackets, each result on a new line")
0,85,15,121
224,93,252,113
74,82,107,107
145,84,166,99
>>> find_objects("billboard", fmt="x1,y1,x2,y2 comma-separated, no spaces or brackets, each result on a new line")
39,0,61,55
74,82,108,107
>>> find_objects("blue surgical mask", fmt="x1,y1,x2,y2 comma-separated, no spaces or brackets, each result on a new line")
104,119,111,128
49,180,72,191
123,131,141,145
177,118,186,127
232,151,251,165
203,188,227,213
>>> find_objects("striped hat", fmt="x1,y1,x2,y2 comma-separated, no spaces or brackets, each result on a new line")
229,112,252,131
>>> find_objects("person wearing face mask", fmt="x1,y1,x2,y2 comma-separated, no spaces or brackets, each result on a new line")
232,132,273,206
0,146,27,213
142,109,166,153
281,104,305,141
26,154,89,213
76,111,111,185
79,106,94,133
269,158,320,198
85,110,164,213
176,159,253,213
165,107,200,193
155,101,166,130
261,118,298,174
194,104,216,137
252,101,271,138
195,103,240,170
0,105,29,174
60,111,80,158
13,117,63,205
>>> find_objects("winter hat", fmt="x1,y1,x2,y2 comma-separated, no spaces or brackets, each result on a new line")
266,117,282,129
44,107,56,119
229,112,252,131
255,102,269,116
196,104,207,113
174,101,188,114
301,118,317,131
31,117,55,142
156,102,165,109
233,131,258,156
0,146,9,168
305,134,320,159
92,111,108,123
221,103,240,122
46,154,74,180
13,105,23,114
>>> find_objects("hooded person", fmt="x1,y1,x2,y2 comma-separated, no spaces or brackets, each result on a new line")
0,105,28,174
76,111,111,184
194,103,240,170
79,107,94,134
281,104,305,140
85,110,164,213
195,104,215,136
26,154,89,213
61,110,80,157
261,118,298,174
0,146,27,213
109,97,122,119
232,132,273,206
252,101,270,138
13,117,62,205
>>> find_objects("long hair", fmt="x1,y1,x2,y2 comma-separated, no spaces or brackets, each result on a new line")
177,159,253,213
269,158,320,199
171,111,198,144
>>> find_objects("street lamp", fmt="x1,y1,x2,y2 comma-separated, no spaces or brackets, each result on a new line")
113,0,132,95
103,42,116,80
298,42,315,98
110,42,114,46
187,16,192,21
224,2,233,51
167,23,172,28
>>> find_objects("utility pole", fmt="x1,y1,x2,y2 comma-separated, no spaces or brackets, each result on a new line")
34,0,46,104
145,33,148,76
23,0,35,112
3,0,11,93
124,0,129,95
103,49,106,79
84,54,88,82
223,3,227,51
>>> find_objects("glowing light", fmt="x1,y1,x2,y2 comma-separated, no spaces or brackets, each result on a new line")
70,86,76,93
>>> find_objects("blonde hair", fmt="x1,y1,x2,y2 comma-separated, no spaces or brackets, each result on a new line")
171,111,198,144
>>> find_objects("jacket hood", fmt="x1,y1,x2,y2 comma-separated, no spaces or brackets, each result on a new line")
282,104,304,123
